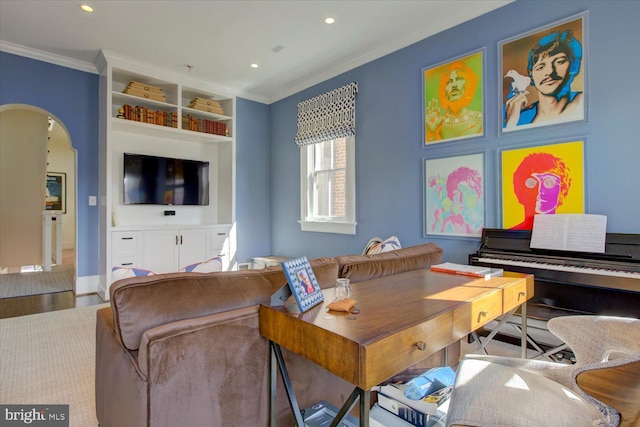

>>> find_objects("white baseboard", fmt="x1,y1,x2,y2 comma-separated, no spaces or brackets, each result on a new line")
76,274,99,295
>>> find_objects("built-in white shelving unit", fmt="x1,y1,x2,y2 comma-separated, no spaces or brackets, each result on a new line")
97,51,236,300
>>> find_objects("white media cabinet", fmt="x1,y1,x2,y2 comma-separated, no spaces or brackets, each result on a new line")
97,51,236,300
112,225,231,274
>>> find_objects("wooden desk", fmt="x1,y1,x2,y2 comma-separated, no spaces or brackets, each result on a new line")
259,269,533,427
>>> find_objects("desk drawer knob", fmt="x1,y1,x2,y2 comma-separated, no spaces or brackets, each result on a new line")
479,310,488,317
519,291,526,299
414,341,427,351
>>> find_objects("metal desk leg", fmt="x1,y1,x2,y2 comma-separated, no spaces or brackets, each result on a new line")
269,343,277,426
269,341,371,427
270,341,304,427
520,302,527,359
359,389,370,427
328,387,370,427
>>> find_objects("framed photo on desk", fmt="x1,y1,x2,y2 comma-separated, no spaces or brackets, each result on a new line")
281,257,324,312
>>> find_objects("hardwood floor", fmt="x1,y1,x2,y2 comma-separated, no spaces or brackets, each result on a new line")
0,249,105,319
0,291,105,319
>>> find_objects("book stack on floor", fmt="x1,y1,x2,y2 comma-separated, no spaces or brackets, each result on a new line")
189,97,225,115
123,81,167,102
372,366,455,427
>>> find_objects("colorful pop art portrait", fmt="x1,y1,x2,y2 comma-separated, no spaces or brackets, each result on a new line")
424,153,484,238
500,12,587,133
423,49,484,145
501,140,585,230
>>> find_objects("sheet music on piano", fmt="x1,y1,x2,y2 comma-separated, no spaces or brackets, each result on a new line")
530,214,607,253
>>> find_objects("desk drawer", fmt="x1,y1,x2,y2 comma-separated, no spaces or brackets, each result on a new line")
453,289,502,338
363,313,453,389
503,279,529,312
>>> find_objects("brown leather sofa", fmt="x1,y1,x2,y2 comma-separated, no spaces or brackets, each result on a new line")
95,243,444,427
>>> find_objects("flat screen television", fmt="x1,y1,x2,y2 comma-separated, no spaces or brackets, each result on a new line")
123,153,210,205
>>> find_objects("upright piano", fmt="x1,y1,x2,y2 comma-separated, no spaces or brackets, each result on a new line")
469,228,640,318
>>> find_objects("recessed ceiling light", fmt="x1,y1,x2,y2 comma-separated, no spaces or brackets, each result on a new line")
325,17,335,25
251,63,259,68
80,4,94,13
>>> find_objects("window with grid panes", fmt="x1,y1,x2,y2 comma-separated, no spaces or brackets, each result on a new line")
299,136,356,234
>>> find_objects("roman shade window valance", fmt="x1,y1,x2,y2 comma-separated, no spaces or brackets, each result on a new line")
294,82,358,147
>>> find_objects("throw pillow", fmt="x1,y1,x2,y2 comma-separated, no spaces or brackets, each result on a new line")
112,266,155,282
180,257,223,273
365,235,402,255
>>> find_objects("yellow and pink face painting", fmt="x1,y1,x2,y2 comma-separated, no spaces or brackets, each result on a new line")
501,140,584,230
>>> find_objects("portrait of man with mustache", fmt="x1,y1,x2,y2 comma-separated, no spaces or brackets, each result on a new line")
501,15,585,131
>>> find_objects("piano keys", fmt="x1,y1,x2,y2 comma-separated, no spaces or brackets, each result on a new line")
469,228,640,318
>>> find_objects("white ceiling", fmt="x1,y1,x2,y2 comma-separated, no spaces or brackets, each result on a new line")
0,0,512,104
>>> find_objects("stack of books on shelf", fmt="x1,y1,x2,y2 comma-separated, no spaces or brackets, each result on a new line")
372,366,455,427
118,104,178,128
123,81,166,102
182,115,228,136
189,97,225,115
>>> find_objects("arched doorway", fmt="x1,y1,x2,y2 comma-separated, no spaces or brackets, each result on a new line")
0,104,77,297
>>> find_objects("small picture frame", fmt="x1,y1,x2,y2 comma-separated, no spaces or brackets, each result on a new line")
281,257,324,312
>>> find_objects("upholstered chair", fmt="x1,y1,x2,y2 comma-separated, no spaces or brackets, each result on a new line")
446,315,640,427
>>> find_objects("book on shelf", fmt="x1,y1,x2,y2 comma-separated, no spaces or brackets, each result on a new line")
123,86,166,102
369,403,414,427
376,385,452,427
128,80,164,93
402,366,455,400
430,262,503,278
374,366,454,427
189,97,225,115
191,97,221,107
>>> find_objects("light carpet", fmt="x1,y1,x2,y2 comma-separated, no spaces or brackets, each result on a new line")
0,303,108,427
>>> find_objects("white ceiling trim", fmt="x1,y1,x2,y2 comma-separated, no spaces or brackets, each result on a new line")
0,40,98,75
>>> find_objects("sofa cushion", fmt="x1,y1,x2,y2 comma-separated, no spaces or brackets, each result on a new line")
335,243,444,283
110,257,338,351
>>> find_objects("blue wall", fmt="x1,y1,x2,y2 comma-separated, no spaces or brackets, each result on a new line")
2,0,639,274
0,52,100,277
235,97,271,263
268,0,640,263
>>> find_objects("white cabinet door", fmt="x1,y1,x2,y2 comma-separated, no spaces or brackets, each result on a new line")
143,229,179,273
177,229,207,270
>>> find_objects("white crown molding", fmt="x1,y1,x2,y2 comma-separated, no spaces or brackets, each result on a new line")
0,40,98,74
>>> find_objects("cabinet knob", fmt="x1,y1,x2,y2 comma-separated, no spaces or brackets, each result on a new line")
414,341,427,351
122,237,133,240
